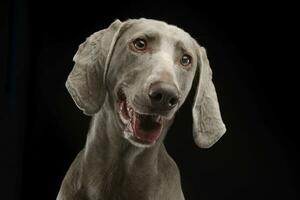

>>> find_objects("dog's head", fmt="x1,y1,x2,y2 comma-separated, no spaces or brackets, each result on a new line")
66,18,226,148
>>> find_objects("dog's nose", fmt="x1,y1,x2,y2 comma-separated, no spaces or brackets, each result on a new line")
148,82,179,110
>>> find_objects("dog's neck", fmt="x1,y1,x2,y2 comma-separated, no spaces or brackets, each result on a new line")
82,98,168,174
73,98,175,198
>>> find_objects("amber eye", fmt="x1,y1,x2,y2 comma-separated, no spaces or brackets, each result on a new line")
180,54,192,66
132,38,147,51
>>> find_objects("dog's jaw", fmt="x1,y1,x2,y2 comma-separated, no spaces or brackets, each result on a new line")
117,89,169,148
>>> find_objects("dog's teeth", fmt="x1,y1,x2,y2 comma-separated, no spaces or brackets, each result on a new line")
129,108,133,117
126,122,131,131
128,122,133,132
156,115,162,123
119,112,127,123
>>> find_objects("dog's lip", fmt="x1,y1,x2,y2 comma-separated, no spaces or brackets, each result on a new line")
117,89,172,120
117,97,165,128
131,103,174,120
119,102,164,124
117,90,166,145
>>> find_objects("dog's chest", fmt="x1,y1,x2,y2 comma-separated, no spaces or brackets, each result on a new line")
98,168,159,200
95,165,181,200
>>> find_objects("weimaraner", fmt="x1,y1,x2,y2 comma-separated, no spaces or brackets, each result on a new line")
57,18,226,200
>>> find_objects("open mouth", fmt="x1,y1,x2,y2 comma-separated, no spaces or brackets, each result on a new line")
118,90,164,146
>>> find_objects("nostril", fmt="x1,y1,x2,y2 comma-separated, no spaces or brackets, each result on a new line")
153,93,163,102
149,91,163,102
148,82,179,109
168,97,179,107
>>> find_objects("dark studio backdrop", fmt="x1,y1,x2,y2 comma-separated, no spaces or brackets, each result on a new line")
0,0,299,199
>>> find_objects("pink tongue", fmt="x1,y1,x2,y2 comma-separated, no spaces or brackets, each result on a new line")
131,112,162,143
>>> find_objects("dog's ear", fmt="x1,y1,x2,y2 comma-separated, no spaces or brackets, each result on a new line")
192,46,226,148
66,19,123,115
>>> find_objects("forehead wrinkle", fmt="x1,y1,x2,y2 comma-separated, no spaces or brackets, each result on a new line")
161,34,195,58
121,19,195,55
175,40,188,53
130,30,160,41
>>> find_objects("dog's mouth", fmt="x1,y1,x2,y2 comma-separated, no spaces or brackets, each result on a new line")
117,91,164,146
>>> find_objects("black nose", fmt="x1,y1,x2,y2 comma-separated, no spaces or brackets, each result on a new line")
148,82,179,110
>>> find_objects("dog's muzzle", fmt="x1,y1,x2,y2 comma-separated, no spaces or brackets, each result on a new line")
117,81,179,147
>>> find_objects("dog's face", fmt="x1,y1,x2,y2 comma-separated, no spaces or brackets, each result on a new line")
66,18,226,149
107,20,197,147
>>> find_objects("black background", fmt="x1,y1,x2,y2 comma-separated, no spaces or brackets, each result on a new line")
1,0,299,199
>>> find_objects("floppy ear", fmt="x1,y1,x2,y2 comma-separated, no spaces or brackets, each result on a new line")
66,19,123,115
192,47,226,148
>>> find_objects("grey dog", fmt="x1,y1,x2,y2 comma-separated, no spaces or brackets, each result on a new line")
57,18,226,200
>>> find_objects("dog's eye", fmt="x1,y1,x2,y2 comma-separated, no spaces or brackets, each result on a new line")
180,54,192,66
132,38,147,51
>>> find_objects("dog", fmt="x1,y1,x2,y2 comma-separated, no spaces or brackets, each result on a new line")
57,18,226,200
